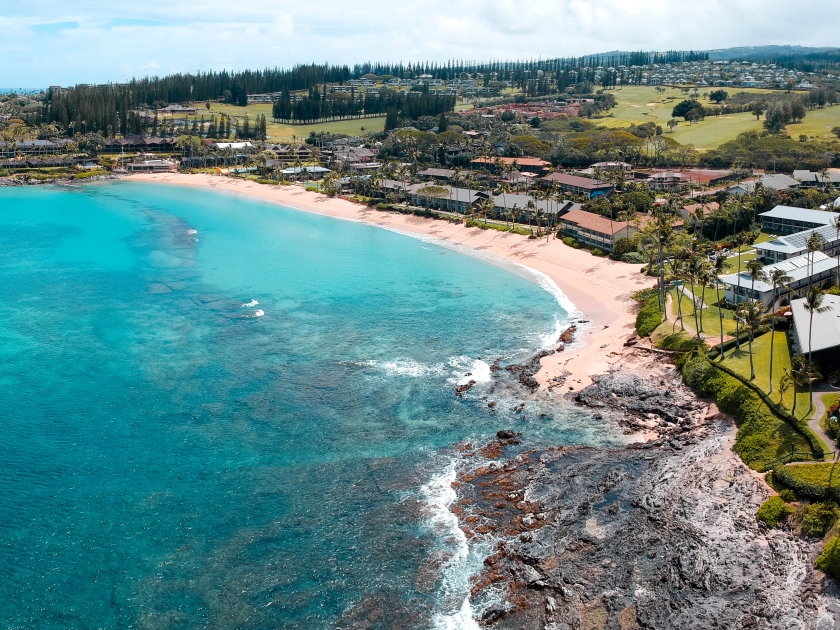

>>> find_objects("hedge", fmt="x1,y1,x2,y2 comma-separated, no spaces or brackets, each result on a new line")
680,353,815,470
773,463,840,501
711,360,826,458
634,289,664,337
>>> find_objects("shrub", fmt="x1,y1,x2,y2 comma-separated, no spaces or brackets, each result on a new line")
780,489,797,502
590,247,606,257
611,237,637,259
756,496,793,527
561,236,580,249
680,355,811,469
801,502,838,537
621,252,647,264
634,289,664,337
817,536,840,578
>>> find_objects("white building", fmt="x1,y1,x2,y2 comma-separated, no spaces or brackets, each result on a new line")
754,223,840,264
720,251,839,306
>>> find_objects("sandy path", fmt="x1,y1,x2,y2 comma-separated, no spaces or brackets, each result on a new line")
126,173,654,389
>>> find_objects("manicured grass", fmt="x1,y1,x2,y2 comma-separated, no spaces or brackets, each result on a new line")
785,105,840,139
753,231,776,245
781,462,840,490
596,86,780,149
669,286,738,340
181,102,385,141
722,250,756,274
721,331,812,420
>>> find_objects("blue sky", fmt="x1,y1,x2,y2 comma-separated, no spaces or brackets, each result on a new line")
2,0,839,87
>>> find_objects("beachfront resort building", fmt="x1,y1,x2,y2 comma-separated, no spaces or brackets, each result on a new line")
540,172,613,198
557,209,641,252
720,251,839,306
754,223,840,264
790,293,840,374
125,159,178,173
758,206,840,236
409,186,490,214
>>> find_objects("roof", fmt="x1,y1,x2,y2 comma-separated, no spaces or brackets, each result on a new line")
720,251,835,293
214,142,254,149
280,166,331,174
559,209,636,236
791,294,840,354
492,194,578,215
739,174,800,192
471,157,551,167
417,168,455,178
541,172,612,190
754,223,840,256
683,202,720,216
759,206,840,225
413,185,488,204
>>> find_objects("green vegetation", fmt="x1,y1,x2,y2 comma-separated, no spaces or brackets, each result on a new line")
561,236,580,249
634,288,665,337
756,496,793,527
621,252,647,264
680,352,813,470
776,463,840,495
671,286,738,340
817,536,840,579
721,332,813,421
801,502,839,537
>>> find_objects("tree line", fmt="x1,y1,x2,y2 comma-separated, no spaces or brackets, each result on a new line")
272,89,455,124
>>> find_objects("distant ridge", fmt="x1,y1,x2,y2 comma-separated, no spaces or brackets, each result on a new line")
597,45,839,62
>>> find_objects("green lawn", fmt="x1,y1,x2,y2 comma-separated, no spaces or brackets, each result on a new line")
722,250,757,274
785,105,840,139
670,286,737,340
722,331,812,420
596,86,782,149
179,102,386,141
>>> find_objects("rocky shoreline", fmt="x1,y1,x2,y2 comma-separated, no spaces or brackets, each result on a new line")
450,365,840,629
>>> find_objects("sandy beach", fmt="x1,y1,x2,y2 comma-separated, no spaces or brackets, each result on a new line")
128,173,654,390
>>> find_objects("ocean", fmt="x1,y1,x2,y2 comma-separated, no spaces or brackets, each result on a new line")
0,181,628,628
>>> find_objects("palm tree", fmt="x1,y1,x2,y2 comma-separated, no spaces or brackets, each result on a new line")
669,258,687,332
834,214,840,288
735,299,767,380
803,286,831,412
526,199,536,235
787,356,821,416
732,231,752,348
806,231,825,280
498,182,511,227
778,371,793,405
712,254,728,359
697,263,715,335
480,197,495,226
685,254,704,334
767,268,793,393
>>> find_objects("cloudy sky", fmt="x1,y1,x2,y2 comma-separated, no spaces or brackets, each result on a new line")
2,0,838,87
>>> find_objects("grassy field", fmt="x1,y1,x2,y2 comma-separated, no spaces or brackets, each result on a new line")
181,102,385,141
670,286,738,340
722,331,813,420
597,86,787,149
785,105,840,139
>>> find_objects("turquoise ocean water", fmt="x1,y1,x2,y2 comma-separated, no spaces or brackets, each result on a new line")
0,182,626,628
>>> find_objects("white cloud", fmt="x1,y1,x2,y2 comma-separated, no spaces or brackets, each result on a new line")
1,0,838,87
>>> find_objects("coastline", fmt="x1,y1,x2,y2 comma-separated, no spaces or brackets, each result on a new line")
125,173,653,390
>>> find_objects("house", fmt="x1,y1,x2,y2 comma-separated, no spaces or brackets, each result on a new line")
793,170,840,188
213,142,254,150
105,135,176,153
470,156,551,174
410,186,489,214
590,161,633,174
278,166,331,179
790,293,840,374
758,206,840,235
417,168,455,181
720,251,838,306
540,172,613,198
126,159,178,173
679,202,720,223
156,104,197,115
753,223,840,264
558,209,642,252
647,171,689,192
492,194,579,224
729,173,800,195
